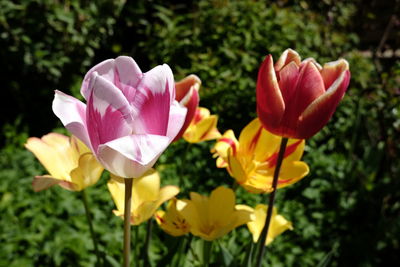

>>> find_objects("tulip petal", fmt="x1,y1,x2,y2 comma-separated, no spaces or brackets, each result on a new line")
257,55,285,130
227,150,247,184
209,187,235,226
98,134,170,178
32,175,64,192
173,88,199,141
132,169,160,209
107,175,125,212
288,61,325,120
297,70,350,139
278,61,300,103
175,74,201,102
114,56,143,89
238,118,280,161
131,65,175,136
25,134,76,180
320,59,349,89
52,91,91,149
153,185,180,210
167,101,187,141
274,49,301,71
184,114,220,143
70,153,103,191
276,161,309,188
81,59,115,100
86,73,134,151
176,199,202,236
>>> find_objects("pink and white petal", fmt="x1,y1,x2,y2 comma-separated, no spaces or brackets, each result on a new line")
167,101,187,141
140,64,175,103
81,59,116,100
131,78,172,136
86,73,133,151
113,57,144,104
256,55,285,131
275,49,301,71
320,59,349,89
114,56,143,87
97,134,170,178
52,91,91,149
297,70,350,139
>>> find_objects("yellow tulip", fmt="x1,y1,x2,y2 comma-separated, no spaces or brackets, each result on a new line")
108,169,179,225
155,198,190,236
176,186,254,241
212,118,309,193
25,133,104,191
183,107,221,143
237,204,293,245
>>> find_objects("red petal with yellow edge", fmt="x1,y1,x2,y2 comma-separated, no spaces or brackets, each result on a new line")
320,59,349,90
257,55,285,131
175,74,201,102
274,49,301,72
173,88,199,141
297,70,350,139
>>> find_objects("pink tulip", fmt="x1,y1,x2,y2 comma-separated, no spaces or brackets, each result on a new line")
53,56,187,178
173,74,201,141
256,49,350,139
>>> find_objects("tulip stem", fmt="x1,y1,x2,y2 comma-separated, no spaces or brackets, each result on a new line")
255,137,288,267
124,178,133,267
202,240,213,267
141,218,153,267
81,190,102,265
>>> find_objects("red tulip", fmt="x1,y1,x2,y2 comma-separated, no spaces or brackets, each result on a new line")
173,74,201,141
256,49,350,139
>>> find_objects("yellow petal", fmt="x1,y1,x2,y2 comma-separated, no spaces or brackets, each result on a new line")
276,161,309,189
227,150,247,184
71,135,91,156
212,130,238,158
155,199,190,236
107,175,126,213
247,204,293,245
238,118,280,162
177,199,203,237
70,153,104,191
209,187,235,227
184,115,220,143
136,185,180,224
25,134,75,181
131,169,160,210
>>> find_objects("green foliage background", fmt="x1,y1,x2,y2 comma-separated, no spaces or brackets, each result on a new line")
1,0,399,266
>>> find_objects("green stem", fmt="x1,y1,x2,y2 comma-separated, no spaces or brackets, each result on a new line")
124,178,133,267
243,241,254,267
81,189,102,265
255,137,289,267
202,240,213,267
142,218,153,267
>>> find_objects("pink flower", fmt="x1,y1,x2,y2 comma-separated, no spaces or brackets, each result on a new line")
256,49,350,139
53,56,187,178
